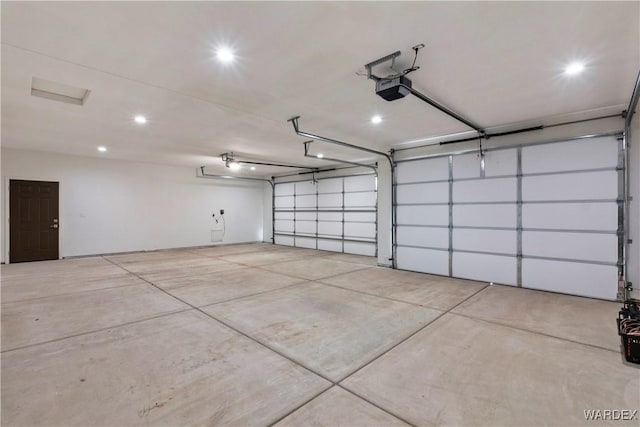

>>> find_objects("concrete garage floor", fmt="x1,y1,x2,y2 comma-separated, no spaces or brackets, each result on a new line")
1,243,638,426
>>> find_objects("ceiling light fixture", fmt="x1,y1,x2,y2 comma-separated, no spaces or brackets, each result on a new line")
250,166,256,171
97,146,107,152
371,115,382,124
228,162,241,170
317,153,324,158
134,115,147,124
216,47,235,64
564,62,585,76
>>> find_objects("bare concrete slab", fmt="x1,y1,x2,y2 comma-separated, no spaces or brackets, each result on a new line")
1,283,187,350
1,258,141,303
109,257,244,282
1,311,330,426
342,313,640,427
1,257,125,282
109,255,226,274
322,253,379,266
104,250,201,265
203,282,441,381
275,386,409,426
189,243,283,257
154,268,308,307
2,256,110,274
320,268,487,311
217,250,321,267
260,257,371,280
453,284,621,351
1,274,144,304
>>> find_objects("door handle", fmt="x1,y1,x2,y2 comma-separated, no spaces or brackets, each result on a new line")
50,224,59,229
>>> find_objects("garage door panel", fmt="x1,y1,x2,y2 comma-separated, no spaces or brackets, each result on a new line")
318,178,342,193
397,205,448,226
395,135,620,300
522,231,617,263
317,239,342,252
453,229,516,254
453,252,517,286
397,158,449,183
453,178,516,203
344,241,376,256
295,194,316,208
397,226,448,249
344,191,376,208
275,235,294,246
318,221,341,236
344,175,376,192
295,211,316,221
522,171,617,201
295,221,316,234
295,181,317,195
453,149,516,179
397,182,449,204
274,220,294,233
275,196,294,208
522,259,618,300
522,137,618,173
318,212,342,221
318,193,342,207
274,183,294,196
453,204,516,228
295,237,316,249
397,247,449,276
344,212,376,222
522,202,617,231
345,222,375,239
274,211,294,220
274,174,376,257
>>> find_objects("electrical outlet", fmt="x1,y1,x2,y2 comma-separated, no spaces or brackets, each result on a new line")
220,209,224,215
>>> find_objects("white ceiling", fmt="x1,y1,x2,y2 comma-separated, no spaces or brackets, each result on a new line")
1,1,638,175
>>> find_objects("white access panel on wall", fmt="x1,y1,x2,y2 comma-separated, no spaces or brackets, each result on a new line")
394,134,622,300
274,173,377,256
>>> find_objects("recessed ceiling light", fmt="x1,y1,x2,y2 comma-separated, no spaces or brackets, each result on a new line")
250,166,256,171
216,47,235,64
317,153,324,158
97,146,107,152
134,115,147,124
564,62,585,75
371,115,382,124
228,161,241,171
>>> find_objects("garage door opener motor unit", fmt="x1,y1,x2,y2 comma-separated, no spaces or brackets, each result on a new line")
365,45,420,102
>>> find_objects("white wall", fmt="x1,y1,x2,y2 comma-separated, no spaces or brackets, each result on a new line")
1,148,265,262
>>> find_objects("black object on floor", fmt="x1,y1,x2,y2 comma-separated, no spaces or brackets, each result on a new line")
618,300,640,364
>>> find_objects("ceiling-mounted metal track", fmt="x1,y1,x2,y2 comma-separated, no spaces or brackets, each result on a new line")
303,140,377,172
287,116,394,168
401,85,484,134
197,166,274,189
220,152,316,171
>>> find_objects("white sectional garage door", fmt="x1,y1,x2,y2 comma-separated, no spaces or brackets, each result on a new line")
274,174,377,256
395,135,622,300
